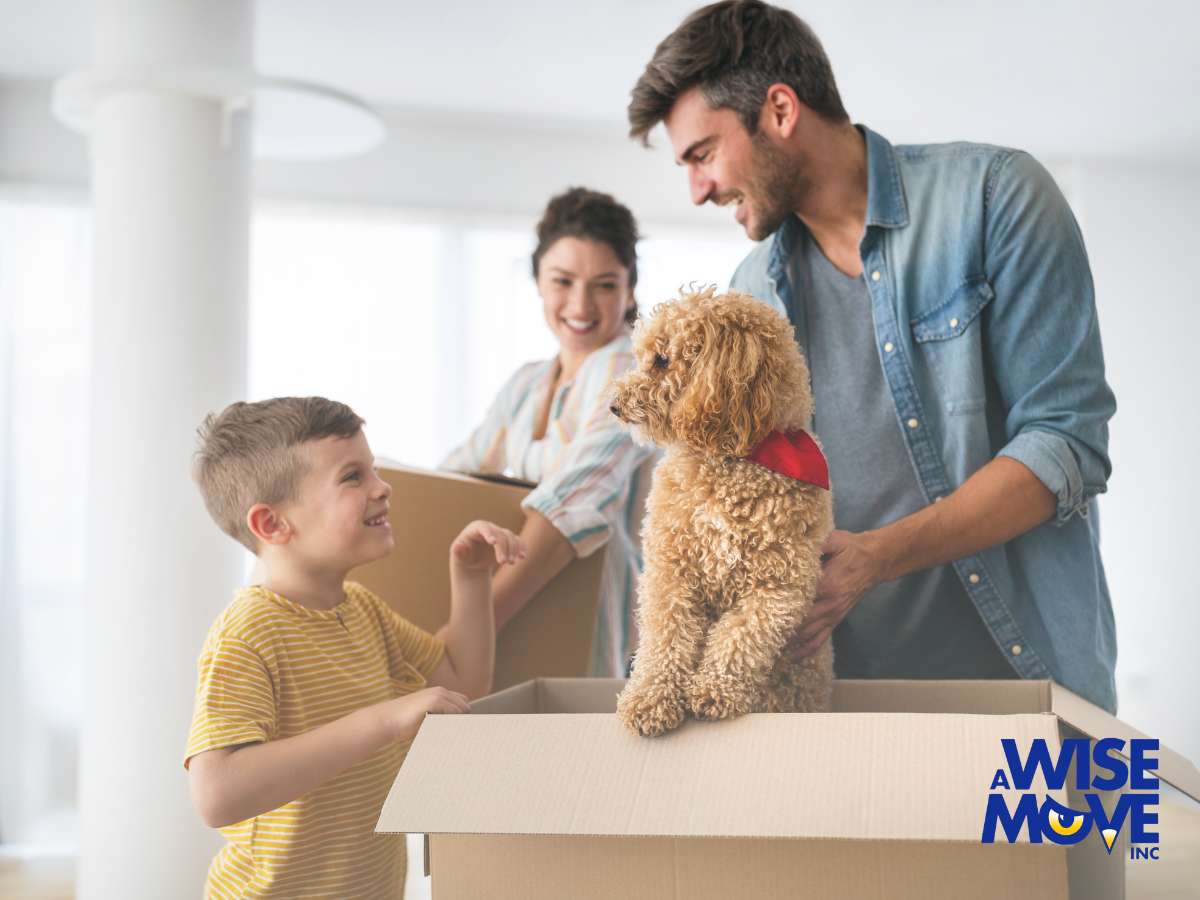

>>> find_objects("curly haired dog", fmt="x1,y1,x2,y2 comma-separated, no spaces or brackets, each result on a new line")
610,287,834,737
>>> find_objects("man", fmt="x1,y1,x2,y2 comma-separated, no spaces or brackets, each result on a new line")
628,0,1118,711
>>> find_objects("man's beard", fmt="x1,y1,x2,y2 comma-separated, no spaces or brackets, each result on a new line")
743,132,802,241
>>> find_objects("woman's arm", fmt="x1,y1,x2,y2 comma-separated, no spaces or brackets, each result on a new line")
491,509,576,630
492,347,652,628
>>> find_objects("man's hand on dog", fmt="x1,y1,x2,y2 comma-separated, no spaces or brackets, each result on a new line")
785,529,893,660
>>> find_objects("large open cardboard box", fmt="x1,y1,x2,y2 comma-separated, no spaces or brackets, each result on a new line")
378,678,1200,899
351,466,604,690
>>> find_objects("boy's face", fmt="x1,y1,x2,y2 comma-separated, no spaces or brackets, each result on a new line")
278,430,394,572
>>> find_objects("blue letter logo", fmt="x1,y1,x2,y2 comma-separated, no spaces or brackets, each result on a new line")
981,738,1160,857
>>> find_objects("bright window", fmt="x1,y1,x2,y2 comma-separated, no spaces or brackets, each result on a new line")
0,196,91,848
0,194,751,850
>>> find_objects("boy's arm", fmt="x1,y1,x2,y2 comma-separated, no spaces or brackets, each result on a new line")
429,520,524,699
188,686,468,829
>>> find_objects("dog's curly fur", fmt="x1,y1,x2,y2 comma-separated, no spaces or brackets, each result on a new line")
610,287,834,737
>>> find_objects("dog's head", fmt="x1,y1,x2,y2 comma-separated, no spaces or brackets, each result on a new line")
609,287,812,458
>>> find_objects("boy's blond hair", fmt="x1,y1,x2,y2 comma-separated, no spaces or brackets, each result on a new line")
193,397,365,552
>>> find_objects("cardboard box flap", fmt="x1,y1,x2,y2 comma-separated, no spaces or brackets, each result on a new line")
467,679,539,715
481,678,1050,717
1049,682,1200,803
378,711,1065,842
832,679,1052,715
466,678,1200,802
834,679,1200,803
467,470,536,489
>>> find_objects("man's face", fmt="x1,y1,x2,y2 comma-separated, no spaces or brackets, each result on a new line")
664,87,798,242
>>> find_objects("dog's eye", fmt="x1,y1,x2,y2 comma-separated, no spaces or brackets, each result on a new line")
652,353,669,370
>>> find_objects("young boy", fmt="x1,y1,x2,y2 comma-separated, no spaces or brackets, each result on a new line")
184,396,524,898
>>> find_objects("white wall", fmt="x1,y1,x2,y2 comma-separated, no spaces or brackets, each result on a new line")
3,74,1198,766
1071,163,1200,760
0,80,87,188
0,77,733,229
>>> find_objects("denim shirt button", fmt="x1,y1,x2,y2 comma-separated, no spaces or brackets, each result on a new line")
906,417,919,429
871,270,881,282
1011,644,1023,656
883,341,895,353
968,573,981,585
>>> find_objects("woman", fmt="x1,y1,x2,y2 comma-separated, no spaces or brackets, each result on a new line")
441,187,656,677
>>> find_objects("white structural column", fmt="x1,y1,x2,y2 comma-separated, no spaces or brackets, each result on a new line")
79,0,253,896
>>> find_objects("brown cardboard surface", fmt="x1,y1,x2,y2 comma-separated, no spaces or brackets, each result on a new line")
464,677,1199,804
466,679,539,715
382,678,1200,900
350,465,604,689
842,679,1200,803
832,678,1052,714
1050,681,1200,803
379,710,1063,841
1065,776,1126,900
429,835,1066,900
1126,793,1200,899
467,676,624,715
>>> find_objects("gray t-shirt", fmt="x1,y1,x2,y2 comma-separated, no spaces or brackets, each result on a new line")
792,226,1013,679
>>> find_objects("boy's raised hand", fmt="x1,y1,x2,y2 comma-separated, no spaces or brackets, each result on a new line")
450,520,526,573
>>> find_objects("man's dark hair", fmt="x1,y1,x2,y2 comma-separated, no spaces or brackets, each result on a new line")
628,0,849,144
532,188,640,325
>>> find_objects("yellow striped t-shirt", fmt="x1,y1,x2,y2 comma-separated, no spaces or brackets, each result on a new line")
184,581,444,899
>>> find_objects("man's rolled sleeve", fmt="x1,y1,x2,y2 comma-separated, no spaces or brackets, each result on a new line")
983,150,1116,525
998,428,1088,524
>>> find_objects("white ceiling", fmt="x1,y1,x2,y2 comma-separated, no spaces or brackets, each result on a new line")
2,0,1198,164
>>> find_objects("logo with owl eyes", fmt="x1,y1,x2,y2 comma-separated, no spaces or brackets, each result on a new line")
1040,797,1119,852
980,737,1160,857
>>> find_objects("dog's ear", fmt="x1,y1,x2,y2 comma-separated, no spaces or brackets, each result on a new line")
671,313,781,458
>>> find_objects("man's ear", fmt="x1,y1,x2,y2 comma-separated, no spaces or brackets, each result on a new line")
761,82,802,139
247,503,292,546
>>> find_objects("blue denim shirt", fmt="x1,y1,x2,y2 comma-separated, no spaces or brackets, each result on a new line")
730,126,1118,712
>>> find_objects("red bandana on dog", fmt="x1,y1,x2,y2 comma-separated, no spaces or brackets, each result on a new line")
744,430,830,490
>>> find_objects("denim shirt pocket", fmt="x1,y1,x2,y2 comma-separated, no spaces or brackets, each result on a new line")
910,278,995,419
910,277,994,343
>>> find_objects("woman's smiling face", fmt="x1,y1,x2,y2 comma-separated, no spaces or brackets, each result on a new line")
537,236,634,361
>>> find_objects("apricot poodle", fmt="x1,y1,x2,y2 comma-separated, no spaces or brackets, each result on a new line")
610,287,834,737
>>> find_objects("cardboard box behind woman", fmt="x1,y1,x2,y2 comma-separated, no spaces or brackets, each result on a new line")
351,465,605,690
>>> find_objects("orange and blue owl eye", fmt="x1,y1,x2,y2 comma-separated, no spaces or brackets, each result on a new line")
1039,796,1092,845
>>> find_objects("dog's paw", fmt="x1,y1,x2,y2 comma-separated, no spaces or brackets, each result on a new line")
688,674,755,721
616,684,687,737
